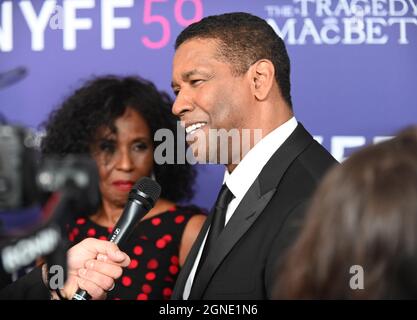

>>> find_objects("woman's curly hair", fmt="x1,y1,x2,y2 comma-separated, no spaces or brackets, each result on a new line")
41,75,196,202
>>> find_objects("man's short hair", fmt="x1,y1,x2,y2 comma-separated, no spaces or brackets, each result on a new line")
175,12,293,109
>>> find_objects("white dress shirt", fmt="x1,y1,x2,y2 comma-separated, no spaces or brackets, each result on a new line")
183,117,298,299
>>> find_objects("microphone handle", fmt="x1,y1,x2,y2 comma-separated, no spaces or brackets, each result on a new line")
72,199,148,300
72,290,91,300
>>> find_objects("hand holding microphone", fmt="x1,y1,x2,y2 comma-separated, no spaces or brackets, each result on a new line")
60,238,131,300
71,177,161,300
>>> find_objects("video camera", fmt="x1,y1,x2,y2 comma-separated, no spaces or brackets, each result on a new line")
0,123,100,288
0,124,100,213
0,124,40,211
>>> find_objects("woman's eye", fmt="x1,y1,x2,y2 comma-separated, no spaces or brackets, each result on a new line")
99,140,115,152
133,142,148,151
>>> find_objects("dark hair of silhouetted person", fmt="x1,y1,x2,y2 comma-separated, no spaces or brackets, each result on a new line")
274,126,417,299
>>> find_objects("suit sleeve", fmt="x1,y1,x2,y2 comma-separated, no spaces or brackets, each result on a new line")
0,266,51,300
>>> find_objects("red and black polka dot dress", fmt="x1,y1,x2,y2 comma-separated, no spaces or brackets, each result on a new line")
66,205,205,300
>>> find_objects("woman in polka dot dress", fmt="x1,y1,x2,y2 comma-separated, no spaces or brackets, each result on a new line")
68,206,204,300
41,76,206,300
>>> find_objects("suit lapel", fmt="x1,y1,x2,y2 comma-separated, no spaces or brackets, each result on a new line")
189,181,276,299
186,123,314,299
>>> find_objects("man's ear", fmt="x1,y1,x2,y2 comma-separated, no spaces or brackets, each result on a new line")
249,59,275,101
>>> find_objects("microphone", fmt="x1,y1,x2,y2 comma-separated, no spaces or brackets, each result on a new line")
72,177,161,300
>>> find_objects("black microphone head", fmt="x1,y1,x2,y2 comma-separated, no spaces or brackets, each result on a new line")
130,177,161,209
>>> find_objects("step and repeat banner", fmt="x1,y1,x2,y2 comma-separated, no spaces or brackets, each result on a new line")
1,0,416,209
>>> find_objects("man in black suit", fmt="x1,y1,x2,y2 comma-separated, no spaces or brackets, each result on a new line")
170,12,337,299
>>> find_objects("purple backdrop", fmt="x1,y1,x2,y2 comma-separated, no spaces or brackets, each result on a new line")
1,0,417,213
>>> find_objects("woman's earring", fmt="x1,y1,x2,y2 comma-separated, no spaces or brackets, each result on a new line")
150,172,156,181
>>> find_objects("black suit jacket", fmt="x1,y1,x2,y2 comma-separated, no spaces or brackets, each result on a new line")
172,123,337,299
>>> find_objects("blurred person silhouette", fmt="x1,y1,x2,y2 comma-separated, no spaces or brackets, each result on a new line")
275,126,417,299
41,75,206,300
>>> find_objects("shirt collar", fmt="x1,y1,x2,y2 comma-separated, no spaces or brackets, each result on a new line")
224,117,298,200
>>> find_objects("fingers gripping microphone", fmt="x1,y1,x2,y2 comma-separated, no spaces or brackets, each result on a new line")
72,177,161,300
